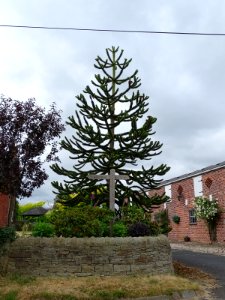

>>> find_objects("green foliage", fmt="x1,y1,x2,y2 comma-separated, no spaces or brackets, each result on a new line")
0,290,18,300
48,204,160,238
18,201,46,216
154,210,172,234
16,201,47,231
195,196,219,221
0,227,16,247
148,222,160,236
195,196,220,242
51,46,170,210
111,222,127,237
120,205,150,226
172,215,180,224
31,222,55,237
49,206,114,237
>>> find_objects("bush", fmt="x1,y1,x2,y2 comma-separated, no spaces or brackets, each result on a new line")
148,221,160,236
0,226,16,247
128,222,151,237
120,206,150,226
112,222,128,237
48,205,160,238
154,210,172,235
49,206,115,237
32,222,55,237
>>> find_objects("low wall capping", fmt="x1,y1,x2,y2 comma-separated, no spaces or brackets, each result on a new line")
4,235,173,277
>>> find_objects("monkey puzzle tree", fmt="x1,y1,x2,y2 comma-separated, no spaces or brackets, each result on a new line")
51,46,170,210
0,96,65,225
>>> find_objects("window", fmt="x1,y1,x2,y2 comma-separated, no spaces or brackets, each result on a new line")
189,209,197,224
193,176,203,197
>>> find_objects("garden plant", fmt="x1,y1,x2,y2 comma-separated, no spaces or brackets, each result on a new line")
195,196,220,242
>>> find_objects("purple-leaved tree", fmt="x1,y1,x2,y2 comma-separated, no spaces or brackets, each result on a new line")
0,96,65,225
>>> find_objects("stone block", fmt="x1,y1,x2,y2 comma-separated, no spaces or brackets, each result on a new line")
113,264,131,273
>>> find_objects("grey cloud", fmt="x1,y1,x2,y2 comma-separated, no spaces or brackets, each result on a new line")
1,1,225,203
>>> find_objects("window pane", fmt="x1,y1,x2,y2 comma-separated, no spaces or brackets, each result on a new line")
189,209,197,224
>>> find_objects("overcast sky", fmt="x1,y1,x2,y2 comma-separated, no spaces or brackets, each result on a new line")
1,1,225,205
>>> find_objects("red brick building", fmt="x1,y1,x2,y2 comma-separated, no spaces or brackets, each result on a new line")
0,193,10,228
149,162,225,244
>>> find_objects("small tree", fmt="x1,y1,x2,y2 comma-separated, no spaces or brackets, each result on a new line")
195,196,220,242
51,46,170,211
0,96,65,225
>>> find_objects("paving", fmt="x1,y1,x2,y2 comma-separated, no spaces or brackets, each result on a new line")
171,242,225,300
171,242,225,256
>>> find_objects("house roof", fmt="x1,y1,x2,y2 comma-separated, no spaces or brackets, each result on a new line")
158,161,225,187
22,207,49,216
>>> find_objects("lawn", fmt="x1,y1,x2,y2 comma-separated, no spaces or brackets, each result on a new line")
0,262,205,300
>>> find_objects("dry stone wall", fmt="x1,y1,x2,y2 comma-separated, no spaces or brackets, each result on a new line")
6,235,173,276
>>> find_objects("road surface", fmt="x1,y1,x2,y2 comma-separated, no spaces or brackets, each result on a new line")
172,249,225,300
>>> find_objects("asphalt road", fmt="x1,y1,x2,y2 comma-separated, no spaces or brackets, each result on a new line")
172,249,225,300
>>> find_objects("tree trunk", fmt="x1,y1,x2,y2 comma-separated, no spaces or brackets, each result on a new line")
7,195,16,226
207,219,217,242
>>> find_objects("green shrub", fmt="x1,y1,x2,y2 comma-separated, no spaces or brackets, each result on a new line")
121,206,149,225
154,210,172,235
49,206,114,238
32,222,55,237
148,221,160,236
112,222,128,237
49,205,160,238
82,219,108,237
0,227,16,247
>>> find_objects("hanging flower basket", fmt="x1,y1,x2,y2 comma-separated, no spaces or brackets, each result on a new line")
172,215,180,224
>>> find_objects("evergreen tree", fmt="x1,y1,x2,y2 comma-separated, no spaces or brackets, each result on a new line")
51,46,170,210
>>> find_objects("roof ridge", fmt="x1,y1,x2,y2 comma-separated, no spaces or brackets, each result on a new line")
158,160,225,187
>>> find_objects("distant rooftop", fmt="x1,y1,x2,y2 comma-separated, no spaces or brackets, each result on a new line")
22,207,49,216
159,161,225,187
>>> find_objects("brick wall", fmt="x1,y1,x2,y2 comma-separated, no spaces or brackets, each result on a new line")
150,168,225,244
0,194,10,228
4,236,173,276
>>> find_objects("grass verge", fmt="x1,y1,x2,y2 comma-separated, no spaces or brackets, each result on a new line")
0,269,200,300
